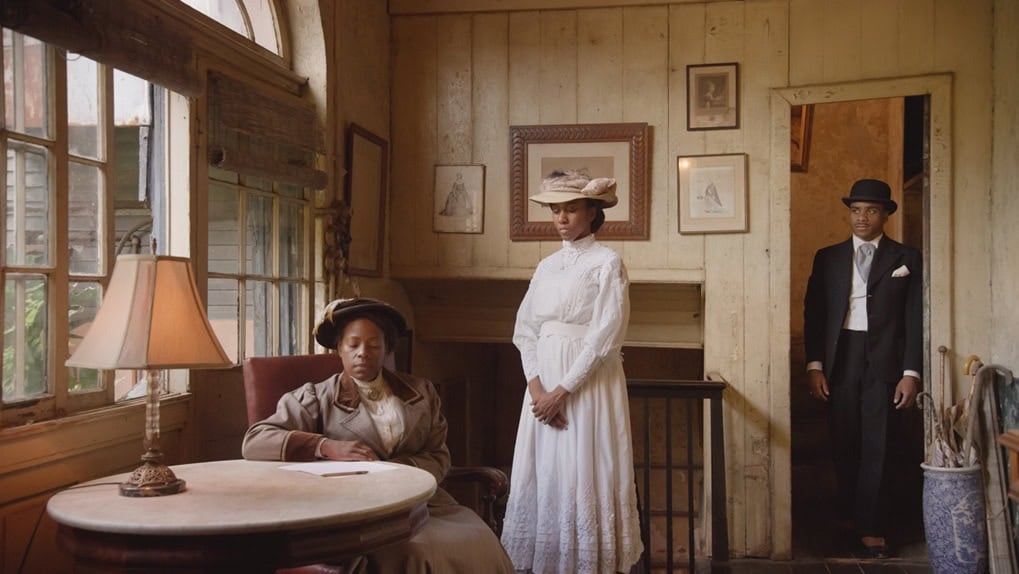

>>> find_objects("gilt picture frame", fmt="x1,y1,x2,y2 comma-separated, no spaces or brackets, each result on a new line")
687,62,740,131
509,122,650,241
677,153,748,234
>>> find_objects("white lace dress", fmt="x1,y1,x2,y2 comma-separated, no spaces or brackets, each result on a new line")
501,234,644,574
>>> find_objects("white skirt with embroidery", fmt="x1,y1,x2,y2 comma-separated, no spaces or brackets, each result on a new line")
500,331,643,574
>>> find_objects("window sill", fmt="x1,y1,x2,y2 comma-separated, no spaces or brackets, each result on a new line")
0,393,192,482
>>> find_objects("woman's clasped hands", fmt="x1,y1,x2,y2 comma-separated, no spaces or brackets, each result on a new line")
528,377,570,430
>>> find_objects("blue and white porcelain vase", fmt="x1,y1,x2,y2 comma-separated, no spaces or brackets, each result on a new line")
921,463,988,574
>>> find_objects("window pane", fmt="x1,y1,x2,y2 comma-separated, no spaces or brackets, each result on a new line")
279,201,304,279
181,0,248,38
69,161,102,274
3,30,49,138
114,70,151,126
279,281,303,356
66,54,101,159
208,278,239,363
246,195,272,276
6,141,50,266
3,274,48,400
244,174,273,192
245,0,280,54
67,280,101,392
278,182,304,199
245,280,271,356
209,181,240,274
208,165,238,184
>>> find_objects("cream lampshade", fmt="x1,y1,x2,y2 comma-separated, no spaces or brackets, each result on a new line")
66,254,231,496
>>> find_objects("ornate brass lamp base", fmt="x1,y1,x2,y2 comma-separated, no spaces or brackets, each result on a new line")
119,450,187,497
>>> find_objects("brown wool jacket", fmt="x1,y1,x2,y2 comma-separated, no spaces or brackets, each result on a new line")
242,368,456,506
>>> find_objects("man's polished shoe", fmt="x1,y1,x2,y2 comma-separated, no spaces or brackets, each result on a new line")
852,541,892,559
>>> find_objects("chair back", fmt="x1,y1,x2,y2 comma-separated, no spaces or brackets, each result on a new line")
242,354,343,425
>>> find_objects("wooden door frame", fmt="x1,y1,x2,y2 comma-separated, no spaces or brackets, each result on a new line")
767,74,952,559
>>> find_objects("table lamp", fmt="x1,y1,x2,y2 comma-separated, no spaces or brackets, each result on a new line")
66,253,231,497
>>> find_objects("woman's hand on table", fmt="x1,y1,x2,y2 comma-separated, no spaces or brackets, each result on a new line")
320,439,378,461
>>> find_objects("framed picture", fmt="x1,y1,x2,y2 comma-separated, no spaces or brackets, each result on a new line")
677,153,748,234
433,164,485,234
509,122,650,241
686,62,740,131
790,104,813,172
344,123,387,277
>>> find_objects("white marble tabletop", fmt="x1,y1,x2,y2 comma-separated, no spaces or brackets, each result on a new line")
46,459,437,536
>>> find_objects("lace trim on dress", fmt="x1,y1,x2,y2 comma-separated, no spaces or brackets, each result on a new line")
560,234,597,270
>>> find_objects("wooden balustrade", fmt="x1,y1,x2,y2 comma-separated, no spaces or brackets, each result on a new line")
628,379,728,573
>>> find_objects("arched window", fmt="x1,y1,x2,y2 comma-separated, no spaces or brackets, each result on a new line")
179,0,281,56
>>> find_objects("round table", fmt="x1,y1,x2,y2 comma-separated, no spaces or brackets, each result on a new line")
46,459,436,572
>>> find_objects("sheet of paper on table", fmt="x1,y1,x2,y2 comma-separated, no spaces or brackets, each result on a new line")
279,461,399,477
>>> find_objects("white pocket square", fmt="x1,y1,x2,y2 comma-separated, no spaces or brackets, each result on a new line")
891,265,910,277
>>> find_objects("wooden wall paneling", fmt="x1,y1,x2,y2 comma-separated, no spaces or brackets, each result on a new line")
578,8,625,257
703,1,745,155
821,0,862,83
538,11,579,125
898,0,937,74
391,17,440,269
336,0,390,138
507,11,543,269
925,77,954,408
2,499,71,574
390,0,712,15
620,6,669,270
788,0,825,86
472,13,511,269
769,88,796,563
577,8,623,123
190,367,246,461
701,0,750,558
991,0,1019,368
538,10,581,261
626,283,704,348
936,0,993,364
435,14,475,269
743,0,790,558
859,0,902,79
666,3,706,271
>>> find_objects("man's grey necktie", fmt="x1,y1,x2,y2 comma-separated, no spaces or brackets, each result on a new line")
856,243,875,281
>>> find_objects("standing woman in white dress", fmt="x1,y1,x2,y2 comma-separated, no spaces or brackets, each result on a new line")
501,170,644,574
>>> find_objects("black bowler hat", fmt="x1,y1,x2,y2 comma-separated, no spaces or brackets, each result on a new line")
313,297,407,349
842,179,897,214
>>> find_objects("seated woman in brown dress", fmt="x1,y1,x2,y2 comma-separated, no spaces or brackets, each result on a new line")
242,297,514,573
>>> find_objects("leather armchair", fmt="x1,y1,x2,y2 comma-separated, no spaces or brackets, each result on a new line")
242,354,508,534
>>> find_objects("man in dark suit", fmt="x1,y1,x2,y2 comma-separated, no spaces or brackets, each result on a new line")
803,179,923,559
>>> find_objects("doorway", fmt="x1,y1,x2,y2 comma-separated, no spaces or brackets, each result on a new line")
788,95,927,559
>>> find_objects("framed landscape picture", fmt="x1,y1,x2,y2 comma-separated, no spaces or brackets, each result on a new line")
509,122,650,240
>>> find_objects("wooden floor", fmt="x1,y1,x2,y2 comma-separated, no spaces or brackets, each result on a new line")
715,557,931,573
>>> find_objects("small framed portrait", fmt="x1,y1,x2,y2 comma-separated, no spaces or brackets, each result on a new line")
677,153,748,234
433,164,485,234
686,62,740,131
